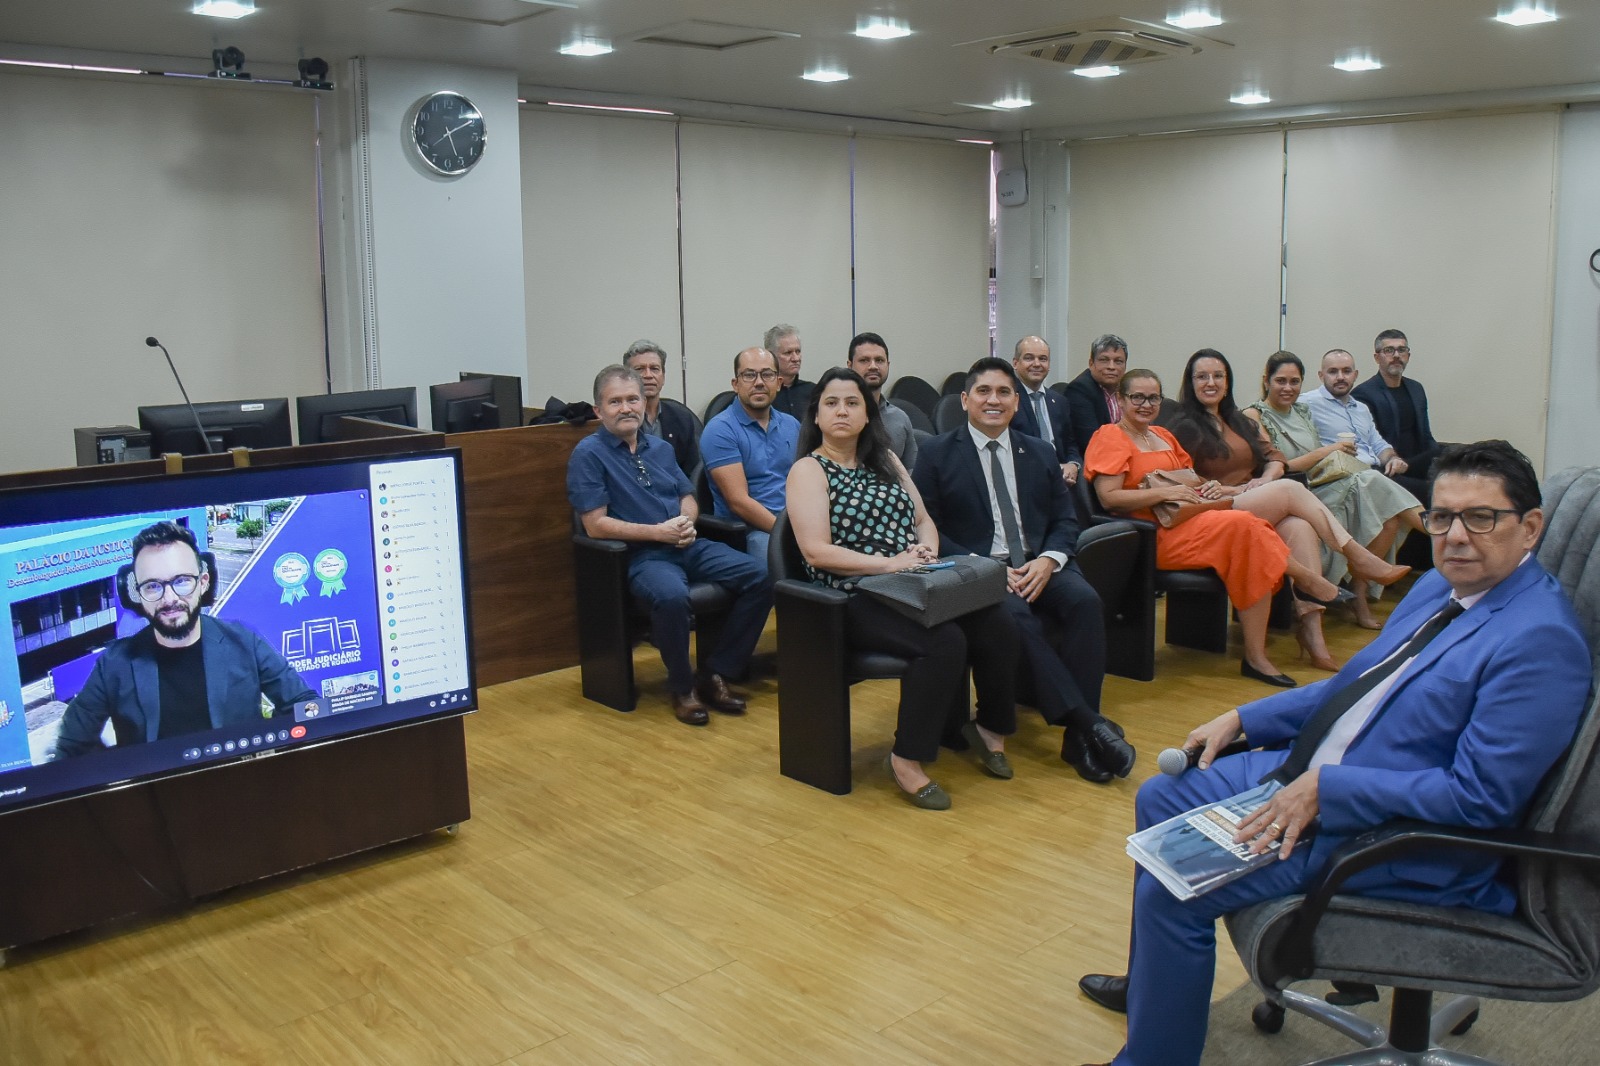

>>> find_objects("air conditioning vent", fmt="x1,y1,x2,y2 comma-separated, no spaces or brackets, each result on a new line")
385,0,573,28
964,16,1224,69
631,20,800,52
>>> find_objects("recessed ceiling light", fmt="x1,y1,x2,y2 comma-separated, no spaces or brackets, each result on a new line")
957,138,995,145
1230,90,1270,105
1166,10,1223,30
1333,55,1382,72
1073,65,1122,79
992,96,1032,109
855,17,911,40
192,0,256,18
1494,5,1558,25
802,68,849,83
546,101,675,116
559,39,613,57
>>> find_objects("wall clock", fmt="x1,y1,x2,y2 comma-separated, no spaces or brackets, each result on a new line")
410,91,486,177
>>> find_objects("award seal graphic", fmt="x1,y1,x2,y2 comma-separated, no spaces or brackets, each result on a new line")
274,552,311,604
314,548,348,597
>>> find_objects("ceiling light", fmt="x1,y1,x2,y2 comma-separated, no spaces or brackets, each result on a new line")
192,0,256,18
1166,10,1223,30
1230,90,1270,105
855,17,911,40
1333,55,1382,72
0,58,144,74
546,101,674,115
802,68,849,83
1073,65,1122,79
559,38,613,57
992,96,1031,109
1494,5,1558,25
957,138,994,145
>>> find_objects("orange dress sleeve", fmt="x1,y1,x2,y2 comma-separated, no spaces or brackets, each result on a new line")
1084,423,1136,485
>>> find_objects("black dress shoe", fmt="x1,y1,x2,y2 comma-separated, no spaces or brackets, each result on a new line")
1061,730,1114,783
1241,660,1297,688
695,673,747,715
1087,720,1136,778
1078,973,1128,1013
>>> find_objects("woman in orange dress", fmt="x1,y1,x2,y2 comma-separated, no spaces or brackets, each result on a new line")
1084,369,1340,688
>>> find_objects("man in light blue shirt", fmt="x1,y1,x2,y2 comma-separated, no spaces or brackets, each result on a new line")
1301,349,1410,477
701,347,800,567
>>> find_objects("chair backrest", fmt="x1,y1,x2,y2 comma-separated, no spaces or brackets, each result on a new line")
703,391,735,423
887,376,940,418
1049,381,1071,397
933,393,965,433
886,397,935,435
940,371,967,396
768,510,807,583
1519,467,1600,978
691,461,716,514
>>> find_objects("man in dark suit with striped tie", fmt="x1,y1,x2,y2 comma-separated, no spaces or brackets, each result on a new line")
1010,336,1082,484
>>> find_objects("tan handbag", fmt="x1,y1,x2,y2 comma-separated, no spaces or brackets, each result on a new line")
1307,449,1368,487
1140,468,1234,529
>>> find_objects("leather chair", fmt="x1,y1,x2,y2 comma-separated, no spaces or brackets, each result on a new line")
887,376,940,420
702,391,735,423
940,371,967,396
691,461,747,550
1223,465,1600,1065
886,397,935,435
933,394,965,433
571,512,734,713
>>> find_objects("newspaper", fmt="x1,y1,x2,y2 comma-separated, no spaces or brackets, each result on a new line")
1125,781,1290,901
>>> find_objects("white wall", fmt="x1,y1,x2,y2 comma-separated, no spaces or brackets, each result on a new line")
1547,104,1600,475
994,140,1071,378
0,70,326,472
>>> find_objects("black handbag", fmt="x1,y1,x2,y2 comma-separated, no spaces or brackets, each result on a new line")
856,556,1008,627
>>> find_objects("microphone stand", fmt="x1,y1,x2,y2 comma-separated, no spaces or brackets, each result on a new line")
145,337,216,454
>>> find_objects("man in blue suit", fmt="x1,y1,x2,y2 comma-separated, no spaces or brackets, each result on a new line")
1076,439,1593,1066
912,357,1134,782
1010,336,1082,483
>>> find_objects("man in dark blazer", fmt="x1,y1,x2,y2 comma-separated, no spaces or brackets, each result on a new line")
912,357,1134,782
1061,333,1130,458
1352,327,1441,499
1009,335,1081,482
624,340,700,476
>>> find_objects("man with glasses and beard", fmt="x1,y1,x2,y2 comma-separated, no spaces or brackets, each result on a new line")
51,521,315,758
1353,328,1444,491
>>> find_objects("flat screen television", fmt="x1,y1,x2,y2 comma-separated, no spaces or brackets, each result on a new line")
0,448,476,815
295,387,419,445
457,372,525,428
138,397,293,455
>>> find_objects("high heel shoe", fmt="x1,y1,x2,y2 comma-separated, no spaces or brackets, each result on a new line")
1345,545,1411,588
1294,616,1340,672
1290,581,1338,609
1241,660,1297,688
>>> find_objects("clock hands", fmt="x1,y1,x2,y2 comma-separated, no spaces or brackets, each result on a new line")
428,119,478,153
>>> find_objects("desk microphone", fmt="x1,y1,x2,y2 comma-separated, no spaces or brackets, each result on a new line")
1157,744,1204,776
145,336,215,454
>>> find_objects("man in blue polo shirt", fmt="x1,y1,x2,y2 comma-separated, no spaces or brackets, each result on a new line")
568,365,773,726
700,346,801,567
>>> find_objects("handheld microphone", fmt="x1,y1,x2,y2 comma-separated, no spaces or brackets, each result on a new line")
1156,744,1204,776
145,336,215,454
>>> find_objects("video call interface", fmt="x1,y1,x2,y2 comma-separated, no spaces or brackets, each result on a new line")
0,451,475,814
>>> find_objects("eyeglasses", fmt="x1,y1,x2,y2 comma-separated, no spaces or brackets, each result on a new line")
135,574,202,601
1419,507,1525,536
1125,393,1162,407
1378,345,1411,356
736,369,780,384
1192,372,1227,384
629,454,652,488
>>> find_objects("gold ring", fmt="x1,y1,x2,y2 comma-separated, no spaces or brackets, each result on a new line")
1269,822,1284,834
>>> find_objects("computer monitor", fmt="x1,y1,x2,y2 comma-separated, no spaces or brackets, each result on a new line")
0,447,477,814
456,372,525,429
429,378,500,434
138,398,293,455
295,387,419,445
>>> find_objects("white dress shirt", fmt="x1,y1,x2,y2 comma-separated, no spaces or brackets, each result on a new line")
1302,385,1393,467
965,423,1067,571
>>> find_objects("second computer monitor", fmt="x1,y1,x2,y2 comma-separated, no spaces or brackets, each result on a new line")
138,398,293,456
457,372,524,429
296,387,419,445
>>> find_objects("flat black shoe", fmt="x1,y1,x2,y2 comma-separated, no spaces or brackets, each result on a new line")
1241,660,1297,688
1078,973,1129,1014
1061,730,1114,784
1087,720,1136,778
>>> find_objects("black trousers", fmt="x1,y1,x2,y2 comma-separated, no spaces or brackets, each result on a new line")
844,593,1018,763
1004,559,1107,732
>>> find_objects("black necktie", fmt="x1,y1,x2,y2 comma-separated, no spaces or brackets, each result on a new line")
1265,599,1466,784
986,440,1027,567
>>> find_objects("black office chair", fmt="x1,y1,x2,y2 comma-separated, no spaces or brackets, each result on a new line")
703,391,735,423
1223,465,1600,1066
691,461,747,550
933,394,965,433
886,398,935,435
571,512,734,712
940,371,967,396
1049,381,1072,397
887,376,941,420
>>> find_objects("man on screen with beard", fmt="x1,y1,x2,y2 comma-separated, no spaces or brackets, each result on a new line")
51,521,315,759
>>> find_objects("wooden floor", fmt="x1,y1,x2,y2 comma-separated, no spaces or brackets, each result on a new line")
0,593,1402,1065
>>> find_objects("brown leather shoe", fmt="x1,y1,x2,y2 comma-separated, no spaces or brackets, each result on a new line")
695,673,747,716
670,691,709,726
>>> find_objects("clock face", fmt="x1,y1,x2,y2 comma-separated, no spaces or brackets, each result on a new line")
411,92,486,176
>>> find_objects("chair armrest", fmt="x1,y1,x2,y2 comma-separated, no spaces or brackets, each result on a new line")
696,513,748,546
774,577,849,608
573,533,628,555
1077,517,1144,550
1275,820,1600,978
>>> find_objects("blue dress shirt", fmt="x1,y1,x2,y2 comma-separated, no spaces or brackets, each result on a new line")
567,428,694,529
1302,385,1393,466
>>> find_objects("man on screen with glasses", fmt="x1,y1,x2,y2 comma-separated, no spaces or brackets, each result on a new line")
52,521,315,759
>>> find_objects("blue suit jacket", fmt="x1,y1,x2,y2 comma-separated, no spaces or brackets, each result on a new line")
53,616,317,757
1238,560,1591,907
911,427,1080,561
1011,385,1082,469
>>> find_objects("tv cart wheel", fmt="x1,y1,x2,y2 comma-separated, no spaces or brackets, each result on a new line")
445,823,460,835
1252,1000,1285,1034
1450,1008,1480,1036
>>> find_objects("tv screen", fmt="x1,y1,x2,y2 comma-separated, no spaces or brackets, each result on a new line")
0,449,476,815
138,397,294,455
296,387,420,445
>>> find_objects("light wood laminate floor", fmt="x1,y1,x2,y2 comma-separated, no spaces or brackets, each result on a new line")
0,594,1401,1065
